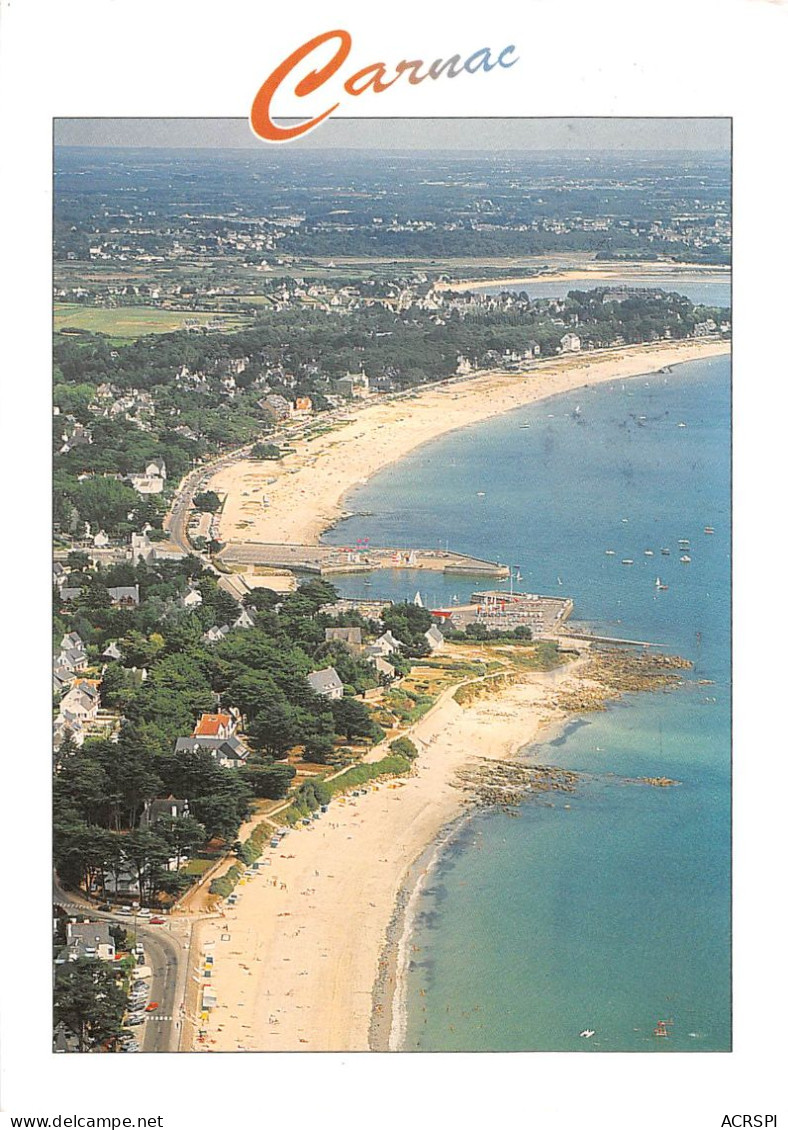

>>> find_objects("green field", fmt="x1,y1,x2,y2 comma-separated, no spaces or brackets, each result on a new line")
54,303,251,338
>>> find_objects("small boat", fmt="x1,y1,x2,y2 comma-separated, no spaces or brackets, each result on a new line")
678,539,690,549
654,1020,670,1038
519,422,531,429
656,577,668,591
704,526,715,535
622,559,634,565
680,555,691,564
677,422,687,428
604,549,615,556
477,491,486,497
363,579,373,586
579,1029,595,1039
661,548,671,556
644,549,654,556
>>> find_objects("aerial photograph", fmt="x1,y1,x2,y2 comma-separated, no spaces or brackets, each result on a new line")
51,117,731,1055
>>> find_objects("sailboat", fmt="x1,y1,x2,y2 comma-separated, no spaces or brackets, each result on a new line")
656,577,668,591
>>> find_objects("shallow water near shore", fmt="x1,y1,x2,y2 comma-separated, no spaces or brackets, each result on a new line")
326,350,731,1052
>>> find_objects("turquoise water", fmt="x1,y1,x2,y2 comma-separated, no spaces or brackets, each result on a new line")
324,352,731,1052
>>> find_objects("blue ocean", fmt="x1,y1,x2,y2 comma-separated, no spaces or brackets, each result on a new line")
324,335,731,1052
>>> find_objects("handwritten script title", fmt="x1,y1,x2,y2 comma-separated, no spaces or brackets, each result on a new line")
250,29,519,143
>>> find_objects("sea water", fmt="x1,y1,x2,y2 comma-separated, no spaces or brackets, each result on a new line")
324,352,731,1052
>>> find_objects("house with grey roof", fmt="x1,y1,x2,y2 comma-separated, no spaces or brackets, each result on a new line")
61,921,116,963
174,735,249,768
306,667,344,700
424,625,445,652
54,715,85,749
367,630,403,657
58,647,89,672
145,458,167,479
108,585,140,607
233,607,256,630
139,795,190,828
368,655,396,681
53,665,76,695
324,626,363,653
202,624,230,644
58,682,100,723
102,641,122,661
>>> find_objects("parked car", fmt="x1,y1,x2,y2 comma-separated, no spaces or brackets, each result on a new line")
149,917,166,925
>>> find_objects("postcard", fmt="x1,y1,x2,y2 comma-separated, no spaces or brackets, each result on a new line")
1,2,785,1129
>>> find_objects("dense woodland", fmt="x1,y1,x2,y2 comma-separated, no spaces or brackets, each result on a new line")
53,288,729,537
53,557,437,903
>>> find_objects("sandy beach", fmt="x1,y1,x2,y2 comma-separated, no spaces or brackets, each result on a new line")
208,339,729,549
190,661,587,1052
433,264,730,292
191,336,730,1053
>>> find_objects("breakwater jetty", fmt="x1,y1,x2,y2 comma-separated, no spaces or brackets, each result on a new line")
218,542,509,578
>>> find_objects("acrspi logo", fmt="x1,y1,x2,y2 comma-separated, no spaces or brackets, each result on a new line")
250,29,519,143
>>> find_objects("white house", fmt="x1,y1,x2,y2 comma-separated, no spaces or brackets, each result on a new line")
307,667,344,700
58,682,100,723
559,332,582,353
372,630,404,656
424,625,445,652
63,921,116,963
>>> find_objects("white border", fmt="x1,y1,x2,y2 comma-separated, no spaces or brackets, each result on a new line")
1,1,786,1127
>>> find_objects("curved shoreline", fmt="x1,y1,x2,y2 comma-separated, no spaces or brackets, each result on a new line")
191,664,586,1051
193,342,730,1053
208,339,729,551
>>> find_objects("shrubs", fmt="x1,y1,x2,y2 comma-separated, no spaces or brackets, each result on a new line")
250,442,282,460
325,754,412,795
209,863,243,898
389,736,418,760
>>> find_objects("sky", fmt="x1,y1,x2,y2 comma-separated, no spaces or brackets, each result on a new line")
53,117,731,151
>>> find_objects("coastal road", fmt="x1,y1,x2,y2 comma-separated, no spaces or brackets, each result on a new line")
53,876,192,1052
137,924,184,1053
